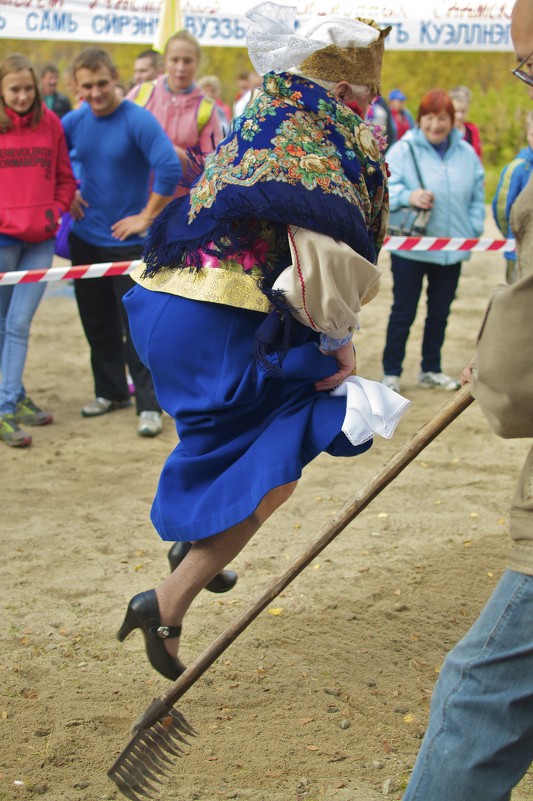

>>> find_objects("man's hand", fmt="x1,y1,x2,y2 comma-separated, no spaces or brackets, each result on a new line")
461,352,477,386
111,214,150,241
110,193,173,241
315,340,356,392
70,190,89,221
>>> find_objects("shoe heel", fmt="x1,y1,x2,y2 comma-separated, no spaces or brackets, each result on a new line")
168,541,191,572
117,606,138,642
206,570,238,593
168,541,238,594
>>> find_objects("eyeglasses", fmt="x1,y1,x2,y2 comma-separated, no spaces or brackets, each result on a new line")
512,49,533,87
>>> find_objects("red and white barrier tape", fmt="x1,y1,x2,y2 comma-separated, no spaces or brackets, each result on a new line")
383,236,516,253
384,236,515,253
0,259,142,286
0,238,516,286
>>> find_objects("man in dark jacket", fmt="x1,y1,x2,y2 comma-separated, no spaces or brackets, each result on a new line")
41,64,71,119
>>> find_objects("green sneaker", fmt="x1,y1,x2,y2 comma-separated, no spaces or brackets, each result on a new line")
0,413,32,447
15,397,53,426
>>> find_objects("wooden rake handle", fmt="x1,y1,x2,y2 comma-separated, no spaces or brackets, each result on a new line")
136,385,473,729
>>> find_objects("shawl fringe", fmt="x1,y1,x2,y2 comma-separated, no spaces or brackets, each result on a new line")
143,188,375,277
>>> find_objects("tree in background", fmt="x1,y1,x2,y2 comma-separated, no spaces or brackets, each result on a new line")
3,39,525,195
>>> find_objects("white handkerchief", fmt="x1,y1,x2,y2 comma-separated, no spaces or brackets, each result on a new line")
331,376,410,446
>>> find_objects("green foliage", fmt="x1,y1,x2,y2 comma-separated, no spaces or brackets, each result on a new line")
2,39,531,201
0,38,253,106
381,50,532,203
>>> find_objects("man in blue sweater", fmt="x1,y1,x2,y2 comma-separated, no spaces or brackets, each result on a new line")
62,49,181,437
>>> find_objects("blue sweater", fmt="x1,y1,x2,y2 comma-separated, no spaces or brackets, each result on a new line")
62,100,181,248
387,126,485,264
492,145,533,261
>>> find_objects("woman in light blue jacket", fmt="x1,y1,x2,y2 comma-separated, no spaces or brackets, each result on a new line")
381,89,485,393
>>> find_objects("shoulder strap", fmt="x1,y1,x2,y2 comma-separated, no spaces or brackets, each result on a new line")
406,140,426,189
133,81,155,108
134,84,213,136
197,96,215,134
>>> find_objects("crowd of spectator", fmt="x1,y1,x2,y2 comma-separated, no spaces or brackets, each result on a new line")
0,36,524,450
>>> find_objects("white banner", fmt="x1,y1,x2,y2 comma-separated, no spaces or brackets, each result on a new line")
0,0,514,49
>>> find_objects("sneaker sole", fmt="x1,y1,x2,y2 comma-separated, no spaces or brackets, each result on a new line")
81,401,132,417
16,414,53,427
2,434,32,447
137,426,162,437
418,383,459,391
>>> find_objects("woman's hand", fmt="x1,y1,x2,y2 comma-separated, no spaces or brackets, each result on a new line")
410,188,434,209
315,341,356,392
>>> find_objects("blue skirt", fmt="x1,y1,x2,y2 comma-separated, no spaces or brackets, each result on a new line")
123,285,371,541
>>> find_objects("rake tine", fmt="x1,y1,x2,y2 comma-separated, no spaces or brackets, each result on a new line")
130,730,182,773
137,735,179,774
135,731,175,768
113,764,157,801
118,756,161,791
151,723,188,753
109,387,474,801
111,780,145,801
108,708,195,798
170,708,198,737
140,736,175,767
134,750,168,776
128,755,165,787
111,770,157,799
119,769,159,799
160,722,190,747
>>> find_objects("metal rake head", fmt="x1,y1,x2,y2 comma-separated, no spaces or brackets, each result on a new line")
108,708,197,801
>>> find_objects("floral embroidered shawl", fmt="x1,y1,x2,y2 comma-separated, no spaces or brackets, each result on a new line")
143,71,389,278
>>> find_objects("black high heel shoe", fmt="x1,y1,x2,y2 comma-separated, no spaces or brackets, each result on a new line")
167,542,238,593
117,589,186,681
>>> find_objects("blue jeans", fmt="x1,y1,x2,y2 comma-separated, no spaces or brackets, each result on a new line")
382,255,462,376
0,239,55,414
403,569,533,801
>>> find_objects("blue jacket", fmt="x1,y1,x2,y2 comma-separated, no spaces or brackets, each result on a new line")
387,126,485,264
492,145,533,261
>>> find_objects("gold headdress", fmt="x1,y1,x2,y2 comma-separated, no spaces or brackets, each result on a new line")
246,3,391,95
298,19,391,96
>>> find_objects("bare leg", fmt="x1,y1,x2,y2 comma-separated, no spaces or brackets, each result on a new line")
156,481,298,656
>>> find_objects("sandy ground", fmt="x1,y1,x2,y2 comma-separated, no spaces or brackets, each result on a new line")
1,213,532,801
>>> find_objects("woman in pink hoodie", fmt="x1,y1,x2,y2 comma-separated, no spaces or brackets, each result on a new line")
128,31,223,183
0,53,76,447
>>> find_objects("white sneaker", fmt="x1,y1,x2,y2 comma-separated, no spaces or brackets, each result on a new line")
137,410,163,437
381,374,401,393
418,371,460,391
81,397,131,417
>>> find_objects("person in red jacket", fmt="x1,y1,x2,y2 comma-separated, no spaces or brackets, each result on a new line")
0,53,76,448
